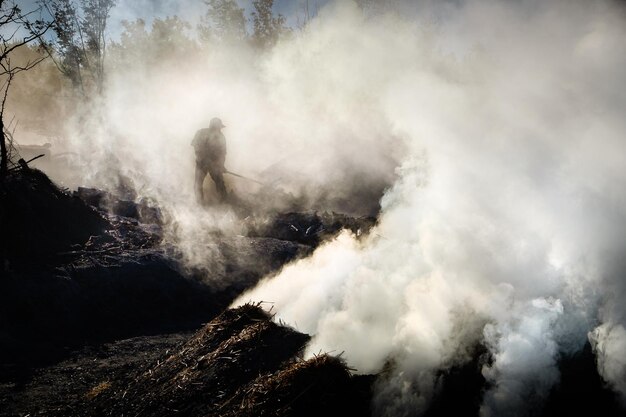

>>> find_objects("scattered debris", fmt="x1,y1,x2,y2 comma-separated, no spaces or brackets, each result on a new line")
247,211,376,246
84,381,112,400
75,187,163,225
0,332,191,416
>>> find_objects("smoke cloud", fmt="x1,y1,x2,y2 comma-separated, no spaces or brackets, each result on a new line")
230,0,626,415
10,0,626,415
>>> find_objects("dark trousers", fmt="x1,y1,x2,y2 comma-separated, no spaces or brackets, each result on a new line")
195,162,227,203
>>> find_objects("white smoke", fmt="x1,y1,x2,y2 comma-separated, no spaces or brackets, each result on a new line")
590,323,626,402
18,0,626,413
49,0,412,284
231,0,626,415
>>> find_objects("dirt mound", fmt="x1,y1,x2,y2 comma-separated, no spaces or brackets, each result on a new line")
0,169,108,266
80,304,372,417
226,354,372,417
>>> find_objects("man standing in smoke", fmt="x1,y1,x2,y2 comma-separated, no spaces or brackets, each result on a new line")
192,117,228,204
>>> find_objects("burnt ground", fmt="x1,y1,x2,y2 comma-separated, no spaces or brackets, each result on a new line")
0,168,376,416
1,168,625,417
0,332,191,416
0,306,373,417
80,305,372,417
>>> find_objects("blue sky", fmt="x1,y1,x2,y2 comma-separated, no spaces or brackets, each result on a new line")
16,0,334,37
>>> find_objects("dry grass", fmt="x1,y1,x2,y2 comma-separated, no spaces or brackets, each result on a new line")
85,381,112,400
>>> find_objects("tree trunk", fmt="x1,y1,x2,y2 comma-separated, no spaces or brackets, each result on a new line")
0,117,6,179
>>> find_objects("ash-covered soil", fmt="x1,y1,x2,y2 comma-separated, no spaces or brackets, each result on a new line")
0,332,191,416
0,168,376,416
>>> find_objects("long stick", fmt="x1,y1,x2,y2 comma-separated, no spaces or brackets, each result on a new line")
224,170,264,185
24,154,46,164
7,153,46,172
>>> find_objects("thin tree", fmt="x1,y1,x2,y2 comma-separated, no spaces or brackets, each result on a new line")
0,0,51,179
38,0,116,96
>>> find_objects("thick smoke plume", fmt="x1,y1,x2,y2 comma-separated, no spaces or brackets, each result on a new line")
11,0,626,415
231,0,626,416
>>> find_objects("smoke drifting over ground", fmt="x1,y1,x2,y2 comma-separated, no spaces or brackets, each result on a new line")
226,0,626,416
43,1,404,280
13,0,626,415
68,19,403,216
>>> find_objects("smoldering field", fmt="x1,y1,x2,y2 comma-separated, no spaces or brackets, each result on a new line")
14,0,626,416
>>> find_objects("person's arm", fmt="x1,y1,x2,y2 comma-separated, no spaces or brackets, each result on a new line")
191,130,200,147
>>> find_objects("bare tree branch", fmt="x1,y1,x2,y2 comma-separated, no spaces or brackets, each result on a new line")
0,0,51,178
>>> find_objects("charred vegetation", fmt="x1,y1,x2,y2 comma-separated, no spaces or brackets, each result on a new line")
0,167,377,416
56,304,372,417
